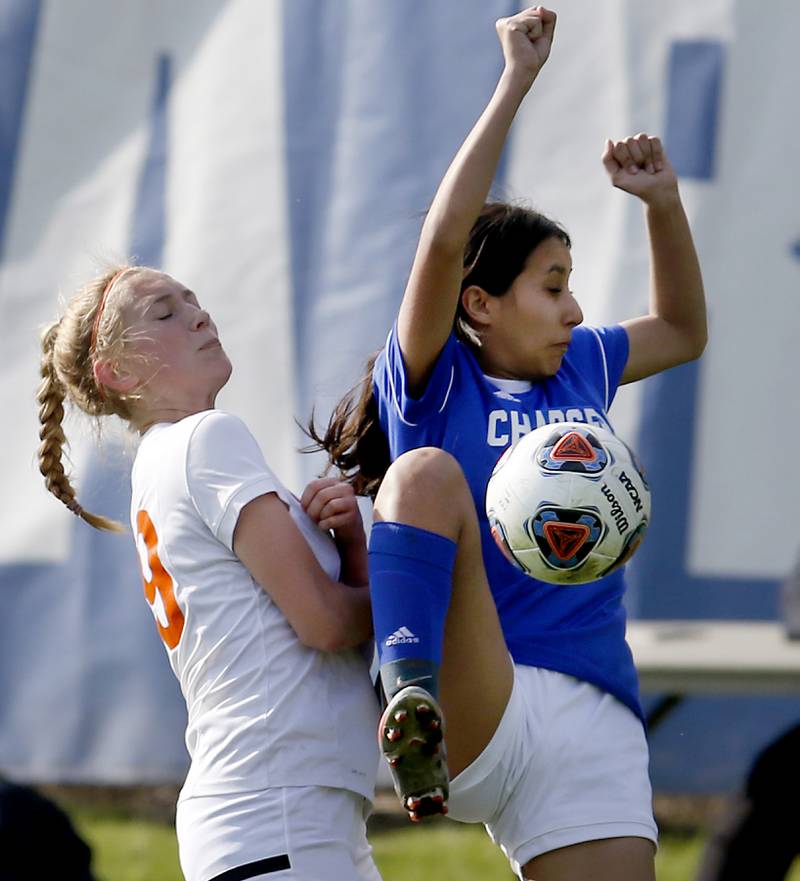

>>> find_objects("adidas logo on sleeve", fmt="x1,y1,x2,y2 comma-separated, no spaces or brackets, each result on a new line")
385,626,420,647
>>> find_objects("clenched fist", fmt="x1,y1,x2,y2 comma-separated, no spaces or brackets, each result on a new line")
602,134,679,205
496,6,557,82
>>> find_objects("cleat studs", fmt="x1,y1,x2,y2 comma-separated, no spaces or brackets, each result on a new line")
380,688,449,820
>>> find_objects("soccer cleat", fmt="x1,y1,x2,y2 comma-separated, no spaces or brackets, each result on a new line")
379,685,449,821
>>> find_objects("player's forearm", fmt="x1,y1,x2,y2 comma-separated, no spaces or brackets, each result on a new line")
645,192,708,358
290,575,372,652
335,527,369,589
321,584,373,651
420,69,535,257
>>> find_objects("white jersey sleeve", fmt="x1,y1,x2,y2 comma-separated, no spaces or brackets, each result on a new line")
185,411,279,550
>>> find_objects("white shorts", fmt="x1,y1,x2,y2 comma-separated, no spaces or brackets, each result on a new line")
448,664,658,878
176,786,382,881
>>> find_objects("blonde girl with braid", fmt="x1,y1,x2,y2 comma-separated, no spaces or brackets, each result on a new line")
39,265,383,881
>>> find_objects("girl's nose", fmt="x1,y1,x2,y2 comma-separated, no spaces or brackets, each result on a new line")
192,308,211,330
566,293,583,327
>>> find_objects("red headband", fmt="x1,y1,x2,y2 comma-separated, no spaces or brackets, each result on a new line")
90,268,132,356
90,267,133,399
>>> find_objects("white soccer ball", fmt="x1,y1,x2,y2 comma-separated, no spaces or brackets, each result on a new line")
485,422,650,585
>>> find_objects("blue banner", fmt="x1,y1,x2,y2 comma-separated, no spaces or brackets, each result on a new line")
1,0,798,792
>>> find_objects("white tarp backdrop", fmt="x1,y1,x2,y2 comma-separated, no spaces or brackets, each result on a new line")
1,0,797,791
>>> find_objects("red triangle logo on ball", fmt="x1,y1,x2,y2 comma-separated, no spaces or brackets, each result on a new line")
542,521,591,561
551,431,596,462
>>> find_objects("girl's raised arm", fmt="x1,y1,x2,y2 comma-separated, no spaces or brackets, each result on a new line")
602,135,708,382
397,7,556,395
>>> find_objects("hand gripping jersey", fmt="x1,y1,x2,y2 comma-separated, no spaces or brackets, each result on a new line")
130,410,379,800
374,324,644,722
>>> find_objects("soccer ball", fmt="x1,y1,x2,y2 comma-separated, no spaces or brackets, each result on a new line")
485,422,650,585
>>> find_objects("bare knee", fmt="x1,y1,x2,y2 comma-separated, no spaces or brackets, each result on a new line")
373,447,474,538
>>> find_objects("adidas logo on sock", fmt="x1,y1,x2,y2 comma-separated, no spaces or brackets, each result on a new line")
385,626,420,646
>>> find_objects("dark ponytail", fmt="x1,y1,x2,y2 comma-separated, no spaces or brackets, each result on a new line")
305,352,390,499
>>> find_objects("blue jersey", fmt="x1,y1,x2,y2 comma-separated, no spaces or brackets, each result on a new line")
373,323,644,722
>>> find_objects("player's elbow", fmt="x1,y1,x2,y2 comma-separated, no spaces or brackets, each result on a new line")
290,582,370,652
667,320,707,366
299,630,346,653
294,613,352,653
685,325,708,362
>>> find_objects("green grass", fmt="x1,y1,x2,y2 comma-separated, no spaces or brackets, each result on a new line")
68,807,736,881
373,822,515,879
71,809,182,881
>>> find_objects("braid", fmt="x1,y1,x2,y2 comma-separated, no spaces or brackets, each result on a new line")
37,320,125,533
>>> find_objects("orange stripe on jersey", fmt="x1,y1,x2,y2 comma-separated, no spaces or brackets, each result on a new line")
136,509,185,650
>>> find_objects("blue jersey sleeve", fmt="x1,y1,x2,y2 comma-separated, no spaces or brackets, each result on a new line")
373,324,459,427
570,325,629,410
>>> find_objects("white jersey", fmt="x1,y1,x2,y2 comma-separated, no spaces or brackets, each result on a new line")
130,409,379,801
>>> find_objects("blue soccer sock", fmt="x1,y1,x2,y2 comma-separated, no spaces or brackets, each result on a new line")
369,521,457,702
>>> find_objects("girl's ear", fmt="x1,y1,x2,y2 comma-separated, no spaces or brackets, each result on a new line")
461,285,494,328
93,358,139,394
